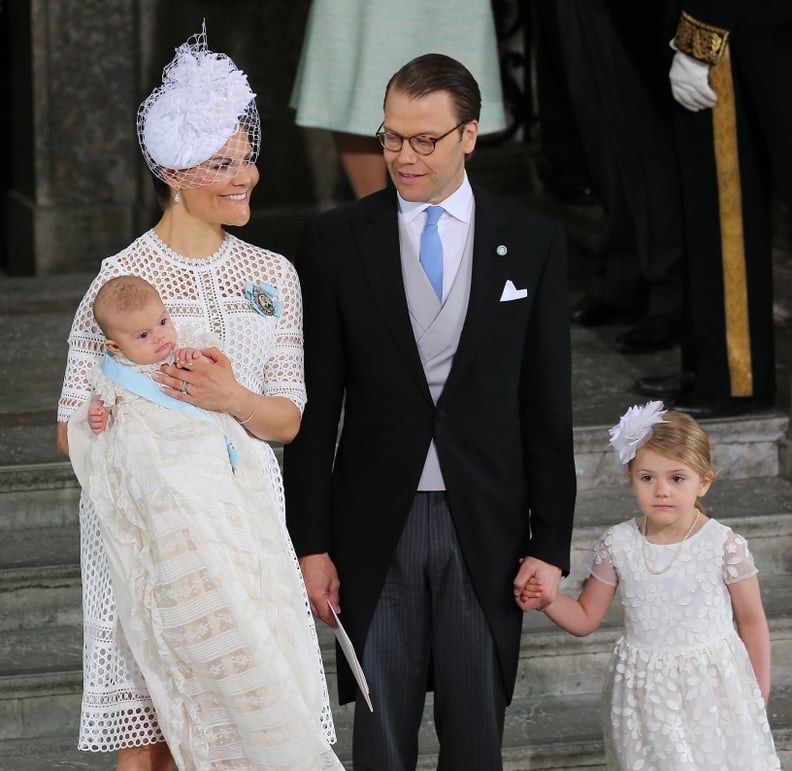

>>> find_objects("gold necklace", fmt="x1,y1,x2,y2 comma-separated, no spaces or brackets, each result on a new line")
641,509,701,575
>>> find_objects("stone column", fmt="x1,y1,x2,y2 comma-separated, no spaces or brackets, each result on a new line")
7,0,141,275
139,0,321,262
6,0,334,274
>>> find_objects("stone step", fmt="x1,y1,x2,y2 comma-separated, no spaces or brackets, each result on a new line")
519,573,792,699
0,407,788,519
2,571,791,741
0,462,78,497
1,684,791,770
4,401,789,489
0,564,81,632
573,414,789,491
1,480,789,633
567,476,792,585
2,461,787,632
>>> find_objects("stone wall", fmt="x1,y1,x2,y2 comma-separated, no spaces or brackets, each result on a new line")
6,0,338,275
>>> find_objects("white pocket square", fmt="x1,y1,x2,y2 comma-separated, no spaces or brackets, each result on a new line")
499,279,528,302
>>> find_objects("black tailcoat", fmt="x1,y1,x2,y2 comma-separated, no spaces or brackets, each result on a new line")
284,186,576,704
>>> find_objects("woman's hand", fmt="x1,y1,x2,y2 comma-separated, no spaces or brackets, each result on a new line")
153,347,245,415
152,347,301,443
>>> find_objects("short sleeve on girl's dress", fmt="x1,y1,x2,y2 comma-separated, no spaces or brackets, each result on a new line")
586,527,619,587
722,528,759,584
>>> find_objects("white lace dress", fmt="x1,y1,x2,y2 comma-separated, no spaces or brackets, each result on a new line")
58,230,338,767
588,518,780,770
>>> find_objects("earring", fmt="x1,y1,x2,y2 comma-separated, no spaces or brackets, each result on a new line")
174,190,181,203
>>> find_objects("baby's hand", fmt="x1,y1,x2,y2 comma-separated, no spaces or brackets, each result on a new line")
174,347,207,368
88,395,110,435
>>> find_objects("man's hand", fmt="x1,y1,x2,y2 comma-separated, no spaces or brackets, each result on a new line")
513,556,562,612
669,50,717,111
87,395,110,435
298,553,341,628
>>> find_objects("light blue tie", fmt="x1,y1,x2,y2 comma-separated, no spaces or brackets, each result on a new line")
420,206,444,300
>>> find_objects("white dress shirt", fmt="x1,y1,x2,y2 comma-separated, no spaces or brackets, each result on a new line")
397,174,475,302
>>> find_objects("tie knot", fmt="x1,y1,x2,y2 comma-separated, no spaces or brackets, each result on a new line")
424,206,444,227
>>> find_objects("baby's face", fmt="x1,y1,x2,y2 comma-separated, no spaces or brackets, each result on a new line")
106,297,177,365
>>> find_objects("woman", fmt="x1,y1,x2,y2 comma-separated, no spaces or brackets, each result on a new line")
57,26,339,770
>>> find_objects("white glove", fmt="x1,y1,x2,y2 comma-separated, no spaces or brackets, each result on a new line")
669,49,717,111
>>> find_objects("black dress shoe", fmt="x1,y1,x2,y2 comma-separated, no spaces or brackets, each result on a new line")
570,296,634,326
672,394,775,419
634,372,697,399
616,315,679,353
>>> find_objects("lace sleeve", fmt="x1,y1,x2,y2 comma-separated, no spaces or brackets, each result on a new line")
263,257,306,412
57,268,113,422
722,528,759,585
586,528,619,587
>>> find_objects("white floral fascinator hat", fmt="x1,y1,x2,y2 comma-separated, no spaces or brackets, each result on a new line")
137,22,261,187
608,401,667,465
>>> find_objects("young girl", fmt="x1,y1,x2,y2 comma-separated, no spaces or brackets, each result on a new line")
520,401,780,769
68,275,342,770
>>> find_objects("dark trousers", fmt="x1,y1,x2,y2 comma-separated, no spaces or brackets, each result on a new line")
352,492,506,771
556,0,684,317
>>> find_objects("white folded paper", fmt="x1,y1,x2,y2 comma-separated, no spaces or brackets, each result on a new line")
327,600,373,712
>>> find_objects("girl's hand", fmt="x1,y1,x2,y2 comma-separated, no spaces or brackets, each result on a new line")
515,578,546,613
87,396,110,435
522,578,545,597
513,556,561,612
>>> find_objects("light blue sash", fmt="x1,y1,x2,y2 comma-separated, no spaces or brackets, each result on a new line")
101,352,240,472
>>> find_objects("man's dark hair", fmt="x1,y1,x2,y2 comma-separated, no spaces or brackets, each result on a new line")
384,53,481,125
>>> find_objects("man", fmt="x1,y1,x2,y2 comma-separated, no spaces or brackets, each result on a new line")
559,0,685,354
284,54,576,770
636,1,792,417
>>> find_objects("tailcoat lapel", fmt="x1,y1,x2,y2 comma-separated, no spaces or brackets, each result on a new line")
353,195,433,400
441,189,508,399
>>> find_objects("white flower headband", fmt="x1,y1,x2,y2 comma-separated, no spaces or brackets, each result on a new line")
137,22,261,187
608,401,667,465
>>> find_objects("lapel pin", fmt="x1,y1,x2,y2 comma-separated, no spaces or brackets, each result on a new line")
496,244,508,256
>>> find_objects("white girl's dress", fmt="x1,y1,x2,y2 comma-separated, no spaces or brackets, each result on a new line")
588,518,780,770
59,231,340,768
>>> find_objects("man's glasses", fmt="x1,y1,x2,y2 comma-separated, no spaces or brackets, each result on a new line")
375,122,467,156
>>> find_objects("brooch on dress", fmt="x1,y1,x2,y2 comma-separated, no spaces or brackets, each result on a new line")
245,280,283,318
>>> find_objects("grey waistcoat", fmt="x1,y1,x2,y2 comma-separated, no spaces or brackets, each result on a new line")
399,213,475,490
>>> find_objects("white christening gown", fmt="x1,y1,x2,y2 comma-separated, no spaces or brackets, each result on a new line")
59,231,339,768
587,518,780,770
68,327,341,769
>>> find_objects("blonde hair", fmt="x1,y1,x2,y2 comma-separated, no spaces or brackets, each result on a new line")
629,410,715,511
93,275,160,339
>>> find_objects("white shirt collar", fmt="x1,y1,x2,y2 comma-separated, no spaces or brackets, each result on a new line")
397,173,474,224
